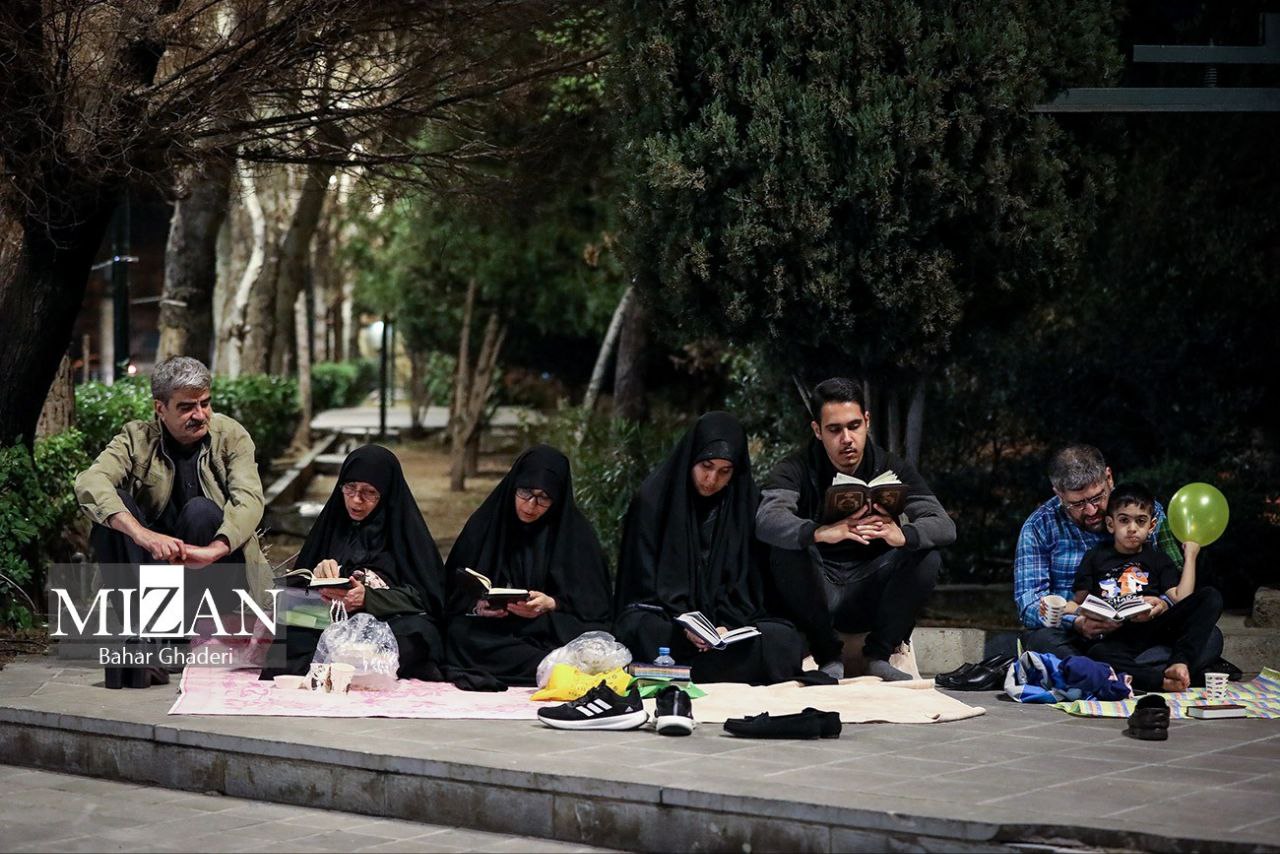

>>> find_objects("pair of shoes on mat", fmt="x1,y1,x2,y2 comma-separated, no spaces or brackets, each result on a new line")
934,654,1014,691
1124,695,1170,741
538,683,696,735
723,708,841,739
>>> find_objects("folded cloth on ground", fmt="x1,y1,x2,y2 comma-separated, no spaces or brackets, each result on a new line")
1055,666,1280,719
170,667,534,717
659,676,983,724
1004,651,1133,704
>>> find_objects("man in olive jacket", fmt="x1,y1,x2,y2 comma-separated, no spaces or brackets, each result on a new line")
74,357,271,606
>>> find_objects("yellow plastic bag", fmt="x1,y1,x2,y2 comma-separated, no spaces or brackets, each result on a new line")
531,664,631,702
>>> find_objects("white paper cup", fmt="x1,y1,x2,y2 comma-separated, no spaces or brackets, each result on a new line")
327,663,355,694
1204,671,1229,701
1042,595,1067,628
273,675,306,690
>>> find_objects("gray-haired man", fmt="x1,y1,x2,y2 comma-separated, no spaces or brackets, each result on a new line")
74,357,270,605
1014,444,1222,666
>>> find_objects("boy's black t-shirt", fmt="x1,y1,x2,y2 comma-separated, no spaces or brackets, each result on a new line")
1073,543,1179,602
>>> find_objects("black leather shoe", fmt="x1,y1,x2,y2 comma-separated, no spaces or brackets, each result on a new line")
945,657,1014,691
1124,695,1169,741
724,708,841,739
935,654,1010,688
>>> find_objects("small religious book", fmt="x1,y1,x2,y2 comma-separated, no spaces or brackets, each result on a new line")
1077,594,1152,622
1186,704,1248,720
675,611,761,650
457,567,531,607
821,471,909,522
278,567,353,590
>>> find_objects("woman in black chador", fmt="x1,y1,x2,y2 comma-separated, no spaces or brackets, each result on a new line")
614,411,804,684
261,445,446,680
444,444,612,685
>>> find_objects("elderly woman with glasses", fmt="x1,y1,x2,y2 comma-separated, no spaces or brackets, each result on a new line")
259,445,447,681
444,445,612,686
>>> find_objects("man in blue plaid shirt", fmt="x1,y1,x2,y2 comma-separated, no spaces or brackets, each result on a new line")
1014,444,1221,660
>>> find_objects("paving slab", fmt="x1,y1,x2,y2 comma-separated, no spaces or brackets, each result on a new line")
2,659,1279,852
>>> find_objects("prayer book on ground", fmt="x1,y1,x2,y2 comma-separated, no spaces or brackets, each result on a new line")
1077,593,1152,622
675,611,761,650
278,567,353,590
457,567,531,607
1186,704,1248,719
821,471,908,522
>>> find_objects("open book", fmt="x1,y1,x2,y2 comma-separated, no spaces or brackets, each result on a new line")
821,471,908,523
457,567,531,607
1078,594,1151,622
675,611,761,650
278,567,353,590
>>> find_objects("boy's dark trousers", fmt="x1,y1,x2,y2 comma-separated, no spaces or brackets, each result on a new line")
1085,587,1224,692
768,545,940,665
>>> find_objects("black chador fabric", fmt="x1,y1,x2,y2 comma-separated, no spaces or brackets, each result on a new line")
444,444,612,686
614,412,804,684
262,445,446,680
615,411,764,627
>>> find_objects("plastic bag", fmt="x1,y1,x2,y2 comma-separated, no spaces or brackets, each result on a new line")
535,630,631,688
313,613,399,690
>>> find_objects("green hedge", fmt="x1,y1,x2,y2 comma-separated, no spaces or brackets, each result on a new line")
211,374,300,466
0,431,90,627
75,374,301,467
312,359,380,411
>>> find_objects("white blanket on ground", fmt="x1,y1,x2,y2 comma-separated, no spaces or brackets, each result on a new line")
672,676,986,724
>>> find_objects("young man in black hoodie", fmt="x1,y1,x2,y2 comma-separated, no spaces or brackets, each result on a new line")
755,378,956,680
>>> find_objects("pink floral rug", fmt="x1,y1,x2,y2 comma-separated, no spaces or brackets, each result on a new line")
168,667,540,718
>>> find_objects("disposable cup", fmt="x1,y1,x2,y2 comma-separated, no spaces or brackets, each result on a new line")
273,675,306,690
1204,671,1229,701
1042,595,1067,628
327,663,355,694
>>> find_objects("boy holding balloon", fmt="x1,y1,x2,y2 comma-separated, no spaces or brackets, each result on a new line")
1067,483,1223,692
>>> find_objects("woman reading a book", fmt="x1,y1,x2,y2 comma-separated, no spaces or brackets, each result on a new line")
444,444,612,686
260,444,447,680
613,411,805,684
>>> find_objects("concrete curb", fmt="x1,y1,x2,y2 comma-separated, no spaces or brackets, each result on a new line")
1,706,1270,853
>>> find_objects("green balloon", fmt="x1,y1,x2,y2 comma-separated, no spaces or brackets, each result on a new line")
1167,483,1229,546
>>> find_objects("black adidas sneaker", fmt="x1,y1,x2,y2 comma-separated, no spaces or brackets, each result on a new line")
654,684,695,736
538,682,649,731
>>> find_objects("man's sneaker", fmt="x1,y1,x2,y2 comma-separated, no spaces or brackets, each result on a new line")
654,685,696,736
538,682,648,731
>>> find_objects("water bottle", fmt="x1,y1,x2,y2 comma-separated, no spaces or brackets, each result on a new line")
654,646,676,666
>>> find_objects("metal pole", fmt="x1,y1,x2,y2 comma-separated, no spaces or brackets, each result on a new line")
111,193,131,382
378,314,389,441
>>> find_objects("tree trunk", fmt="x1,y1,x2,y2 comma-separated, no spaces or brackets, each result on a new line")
577,284,633,445
36,354,75,439
156,162,231,363
448,284,506,492
407,350,428,436
465,432,481,477
268,161,334,376
905,377,927,468
217,162,271,376
0,201,116,446
290,289,313,452
885,391,902,457
613,292,647,421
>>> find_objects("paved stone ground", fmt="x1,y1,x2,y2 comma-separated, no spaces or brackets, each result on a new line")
2,659,1279,850
0,764,610,853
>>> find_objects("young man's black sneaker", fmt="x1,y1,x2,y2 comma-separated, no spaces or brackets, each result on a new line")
654,685,696,736
538,682,649,731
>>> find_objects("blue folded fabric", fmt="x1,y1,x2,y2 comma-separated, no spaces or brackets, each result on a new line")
1004,651,1132,703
